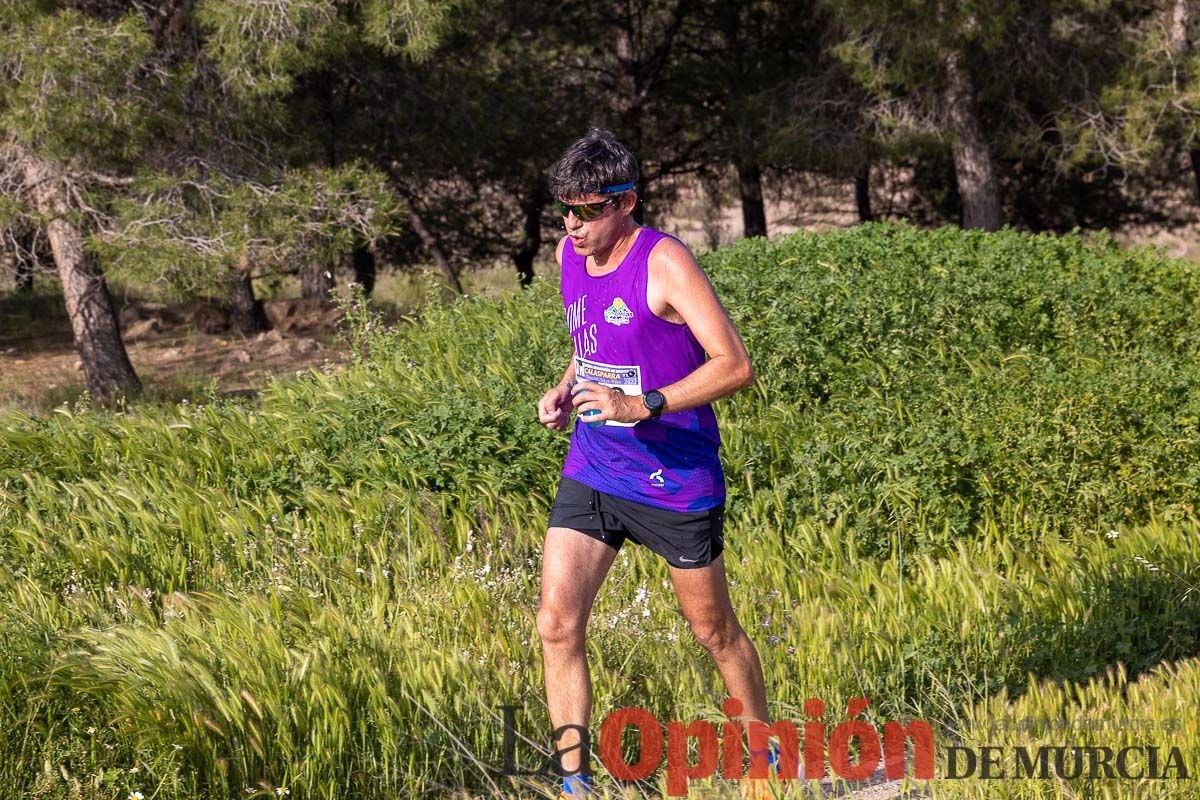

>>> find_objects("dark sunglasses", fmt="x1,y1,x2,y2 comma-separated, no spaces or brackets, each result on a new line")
554,195,623,221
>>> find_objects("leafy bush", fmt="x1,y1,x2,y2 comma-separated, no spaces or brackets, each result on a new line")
708,224,1200,554
7,224,1200,558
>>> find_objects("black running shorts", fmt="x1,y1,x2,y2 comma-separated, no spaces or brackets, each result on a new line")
547,477,725,569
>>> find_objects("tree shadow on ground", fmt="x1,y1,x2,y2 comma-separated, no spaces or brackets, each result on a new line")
0,289,73,352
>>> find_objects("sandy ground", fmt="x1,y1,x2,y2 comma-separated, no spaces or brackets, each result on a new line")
0,297,350,412
659,166,1200,263
820,770,927,799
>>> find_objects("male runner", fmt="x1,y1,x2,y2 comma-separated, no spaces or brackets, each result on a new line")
535,129,774,798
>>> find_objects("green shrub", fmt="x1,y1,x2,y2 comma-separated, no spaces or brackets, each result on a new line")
7,224,1200,558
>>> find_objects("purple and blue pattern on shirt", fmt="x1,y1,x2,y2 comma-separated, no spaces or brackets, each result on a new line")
560,227,725,512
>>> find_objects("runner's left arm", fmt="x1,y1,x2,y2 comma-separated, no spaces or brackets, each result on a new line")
572,238,753,424
642,238,753,417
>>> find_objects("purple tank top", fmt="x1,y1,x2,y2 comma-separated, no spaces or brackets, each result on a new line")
560,226,725,512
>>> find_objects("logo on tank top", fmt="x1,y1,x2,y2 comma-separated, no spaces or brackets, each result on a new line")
604,297,634,326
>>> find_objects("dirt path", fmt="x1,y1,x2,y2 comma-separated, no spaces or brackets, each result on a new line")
817,769,927,799
0,297,351,412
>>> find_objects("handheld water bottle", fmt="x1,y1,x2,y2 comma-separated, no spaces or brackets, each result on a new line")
569,380,605,428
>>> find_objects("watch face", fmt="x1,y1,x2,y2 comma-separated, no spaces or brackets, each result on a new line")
645,391,665,413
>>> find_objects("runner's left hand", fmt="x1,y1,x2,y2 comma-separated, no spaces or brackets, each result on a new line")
570,380,647,424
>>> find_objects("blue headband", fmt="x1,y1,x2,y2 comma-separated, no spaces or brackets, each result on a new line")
598,181,636,194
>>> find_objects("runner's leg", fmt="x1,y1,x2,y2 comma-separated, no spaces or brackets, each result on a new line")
669,553,768,721
537,526,620,781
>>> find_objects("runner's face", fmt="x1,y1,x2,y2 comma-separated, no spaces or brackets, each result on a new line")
560,192,634,257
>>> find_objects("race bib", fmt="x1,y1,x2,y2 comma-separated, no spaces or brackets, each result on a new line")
574,356,643,428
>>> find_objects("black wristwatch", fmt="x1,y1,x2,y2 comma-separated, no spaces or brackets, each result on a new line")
642,390,666,418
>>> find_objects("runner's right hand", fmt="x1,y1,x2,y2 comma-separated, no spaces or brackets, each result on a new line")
537,383,572,430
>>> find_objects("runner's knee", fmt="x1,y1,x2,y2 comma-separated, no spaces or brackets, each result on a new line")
688,617,740,653
536,604,587,647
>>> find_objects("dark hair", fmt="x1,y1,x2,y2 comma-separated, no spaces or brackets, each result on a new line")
548,129,639,199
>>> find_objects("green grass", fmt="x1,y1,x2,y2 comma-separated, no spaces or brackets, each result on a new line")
2,223,1199,798
931,658,1200,798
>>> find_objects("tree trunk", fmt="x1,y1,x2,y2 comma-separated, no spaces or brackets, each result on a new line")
1012,165,1047,232
12,231,35,293
300,262,334,300
1069,178,1091,228
20,151,139,401
1170,0,1189,54
229,257,270,335
610,0,691,225
299,69,341,303
855,163,875,223
633,174,650,227
408,208,463,294
352,244,376,295
615,21,650,226
513,184,547,289
13,257,33,292
736,160,768,238
1169,0,1199,201
1189,149,1200,205
942,50,1003,232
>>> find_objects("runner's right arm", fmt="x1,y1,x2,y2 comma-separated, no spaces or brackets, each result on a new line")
537,237,578,430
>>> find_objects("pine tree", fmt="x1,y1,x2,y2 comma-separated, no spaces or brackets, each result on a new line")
825,1,1152,231
679,0,830,238
1051,1,1200,201
0,0,448,398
